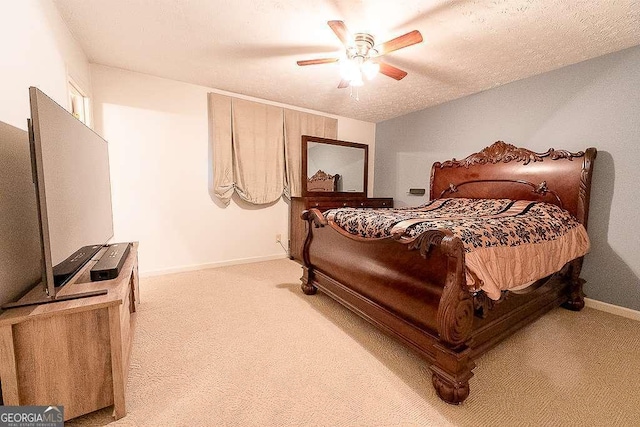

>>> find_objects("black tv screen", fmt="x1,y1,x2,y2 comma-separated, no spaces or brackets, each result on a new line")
29,87,114,297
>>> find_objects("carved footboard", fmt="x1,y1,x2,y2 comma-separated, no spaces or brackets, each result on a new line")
301,209,476,403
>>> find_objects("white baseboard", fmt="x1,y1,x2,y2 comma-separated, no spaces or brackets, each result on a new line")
140,254,289,278
584,297,640,322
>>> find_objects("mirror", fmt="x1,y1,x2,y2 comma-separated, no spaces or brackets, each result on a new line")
302,136,368,196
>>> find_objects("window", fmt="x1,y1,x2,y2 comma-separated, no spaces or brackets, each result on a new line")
68,78,91,127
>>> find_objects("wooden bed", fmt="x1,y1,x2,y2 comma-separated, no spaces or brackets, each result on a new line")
299,141,596,404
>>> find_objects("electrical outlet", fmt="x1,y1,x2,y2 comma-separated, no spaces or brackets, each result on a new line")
276,233,281,243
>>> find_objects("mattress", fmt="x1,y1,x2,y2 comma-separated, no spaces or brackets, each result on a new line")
324,198,590,299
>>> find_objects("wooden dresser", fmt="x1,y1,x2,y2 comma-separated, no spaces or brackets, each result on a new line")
289,196,393,261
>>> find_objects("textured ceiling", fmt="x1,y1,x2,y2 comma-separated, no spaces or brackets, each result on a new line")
53,0,640,123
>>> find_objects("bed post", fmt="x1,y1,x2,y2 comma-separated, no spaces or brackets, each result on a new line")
562,258,586,311
431,344,475,405
562,147,597,311
301,267,317,295
300,209,326,295
409,230,476,404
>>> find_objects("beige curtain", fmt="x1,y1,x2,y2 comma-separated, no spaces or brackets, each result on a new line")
209,93,337,204
283,109,338,197
231,98,285,204
208,93,234,204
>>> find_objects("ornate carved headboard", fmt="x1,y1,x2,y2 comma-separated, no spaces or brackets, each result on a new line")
430,142,597,227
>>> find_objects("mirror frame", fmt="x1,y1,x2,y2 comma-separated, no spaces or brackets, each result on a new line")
301,135,368,197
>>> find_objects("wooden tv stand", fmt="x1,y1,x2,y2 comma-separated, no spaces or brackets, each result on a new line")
0,243,139,421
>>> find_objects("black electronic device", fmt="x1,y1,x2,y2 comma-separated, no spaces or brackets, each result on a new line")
90,243,131,281
53,244,103,287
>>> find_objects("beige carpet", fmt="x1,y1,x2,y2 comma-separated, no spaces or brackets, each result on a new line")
68,259,640,426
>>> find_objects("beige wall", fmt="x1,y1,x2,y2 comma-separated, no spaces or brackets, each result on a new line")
0,0,91,130
91,65,376,275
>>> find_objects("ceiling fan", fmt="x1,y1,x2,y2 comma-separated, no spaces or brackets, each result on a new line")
297,20,423,88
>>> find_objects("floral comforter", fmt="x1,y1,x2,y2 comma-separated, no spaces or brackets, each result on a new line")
324,198,590,300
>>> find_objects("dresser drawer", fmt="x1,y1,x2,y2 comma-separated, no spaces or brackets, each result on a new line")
361,198,393,208
305,198,393,210
306,200,353,210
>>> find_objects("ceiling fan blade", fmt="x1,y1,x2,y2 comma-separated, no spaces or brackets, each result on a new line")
378,62,408,80
297,58,340,66
338,79,350,89
376,30,423,55
328,20,351,46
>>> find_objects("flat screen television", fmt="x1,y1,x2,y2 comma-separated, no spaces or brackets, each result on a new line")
2,88,115,308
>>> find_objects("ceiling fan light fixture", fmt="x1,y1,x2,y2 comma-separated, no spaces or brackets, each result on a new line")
350,73,364,87
361,61,380,80
339,58,360,82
